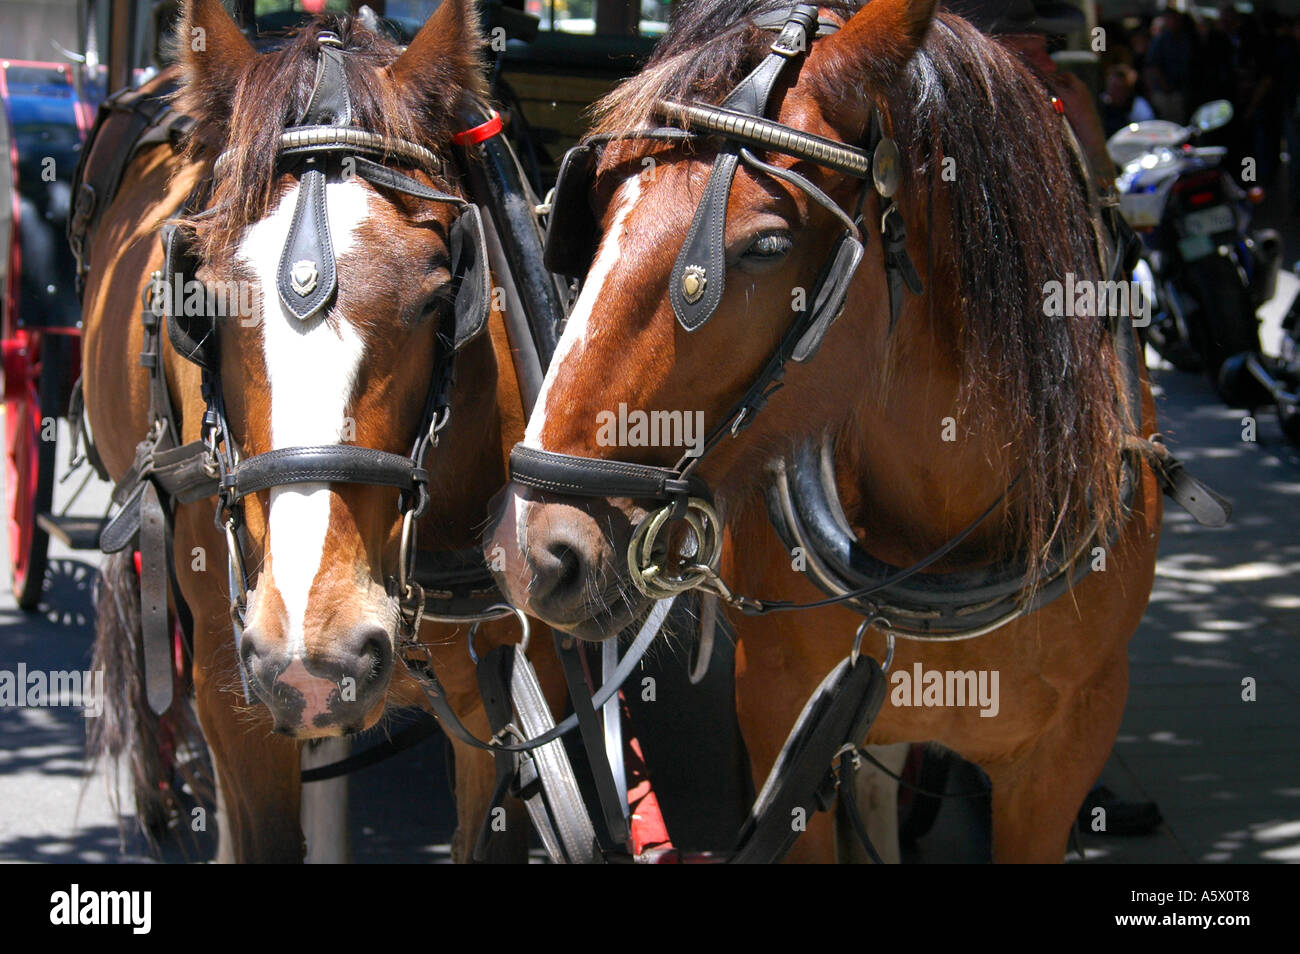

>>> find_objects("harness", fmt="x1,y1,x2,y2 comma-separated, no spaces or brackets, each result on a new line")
98,32,498,714
502,3,1232,861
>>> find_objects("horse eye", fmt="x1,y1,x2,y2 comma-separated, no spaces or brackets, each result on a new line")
412,266,452,321
741,231,793,263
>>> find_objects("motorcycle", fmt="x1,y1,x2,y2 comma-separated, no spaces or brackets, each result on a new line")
1240,267,1300,443
1108,100,1282,405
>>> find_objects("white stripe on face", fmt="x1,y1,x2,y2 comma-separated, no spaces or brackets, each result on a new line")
517,175,641,554
524,174,642,449
238,178,371,655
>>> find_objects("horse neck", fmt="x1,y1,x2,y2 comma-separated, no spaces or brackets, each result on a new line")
832,259,1027,569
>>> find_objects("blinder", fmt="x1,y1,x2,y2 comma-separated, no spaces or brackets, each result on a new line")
449,201,491,350
543,142,599,279
160,221,217,370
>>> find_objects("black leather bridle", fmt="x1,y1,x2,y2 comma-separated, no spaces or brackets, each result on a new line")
510,4,923,603
101,31,497,710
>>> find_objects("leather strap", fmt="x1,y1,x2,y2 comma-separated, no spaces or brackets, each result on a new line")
221,445,427,502
139,481,174,715
731,655,885,863
499,644,601,863
882,205,923,332
791,233,865,362
669,4,825,332
1148,449,1232,528
276,162,337,321
509,445,705,501
302,44,352,127
670,148,740,330
472,646,543,863
555,635,631,851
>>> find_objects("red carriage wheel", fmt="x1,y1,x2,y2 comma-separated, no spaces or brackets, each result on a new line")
4,329,61,609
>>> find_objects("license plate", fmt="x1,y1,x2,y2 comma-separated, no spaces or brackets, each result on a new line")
1183,205,1234,237
1178,235,1214,261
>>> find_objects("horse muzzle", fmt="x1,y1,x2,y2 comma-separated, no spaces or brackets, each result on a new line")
239,623,393,736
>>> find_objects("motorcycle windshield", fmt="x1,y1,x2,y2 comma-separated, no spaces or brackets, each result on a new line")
1107,120,1187,167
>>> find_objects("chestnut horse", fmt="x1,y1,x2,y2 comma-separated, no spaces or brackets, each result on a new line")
83,0,557,862
489,0,1162,862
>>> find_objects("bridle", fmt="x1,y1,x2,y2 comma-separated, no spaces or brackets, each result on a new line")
510,4,926,611
197,34,494,641
100,31,496,708
507,4,1185,642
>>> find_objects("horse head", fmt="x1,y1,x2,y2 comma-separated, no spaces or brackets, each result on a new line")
175,0,489,735
488,0,1130,642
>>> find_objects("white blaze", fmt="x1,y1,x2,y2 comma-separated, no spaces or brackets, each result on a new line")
238,179,371,655
518,175,641,553
524,175,641,448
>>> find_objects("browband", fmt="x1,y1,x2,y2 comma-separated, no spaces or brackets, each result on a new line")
655,101,871,179
213,125,441,178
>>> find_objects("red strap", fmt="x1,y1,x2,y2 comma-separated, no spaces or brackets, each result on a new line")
452,111,504,147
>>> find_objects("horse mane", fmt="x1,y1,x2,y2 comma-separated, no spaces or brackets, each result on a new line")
174,15,481,264
593,0,1128,572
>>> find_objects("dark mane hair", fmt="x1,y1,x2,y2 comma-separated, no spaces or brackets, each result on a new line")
176,15,482,263
592,0,1127,573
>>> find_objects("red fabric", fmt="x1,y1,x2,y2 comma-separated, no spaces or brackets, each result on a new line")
623,697,673,856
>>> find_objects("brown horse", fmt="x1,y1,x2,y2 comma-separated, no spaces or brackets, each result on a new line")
488,0,1162,862
82,0,557,862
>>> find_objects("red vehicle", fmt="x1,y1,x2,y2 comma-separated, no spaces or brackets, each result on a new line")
1,57,94,608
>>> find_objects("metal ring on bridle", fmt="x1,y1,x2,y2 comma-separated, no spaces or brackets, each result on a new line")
627,497,722,599
467,603,532,663
851,616,894,672
397,508,416,597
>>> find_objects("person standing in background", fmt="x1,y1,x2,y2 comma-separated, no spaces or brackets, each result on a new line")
1101,63,1156,138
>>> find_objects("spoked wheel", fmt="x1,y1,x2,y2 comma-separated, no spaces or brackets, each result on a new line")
3,329,62,609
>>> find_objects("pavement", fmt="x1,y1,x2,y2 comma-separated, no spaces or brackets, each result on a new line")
1,274,1298,864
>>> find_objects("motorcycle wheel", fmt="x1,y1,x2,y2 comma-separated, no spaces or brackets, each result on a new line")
1182,255,1267,403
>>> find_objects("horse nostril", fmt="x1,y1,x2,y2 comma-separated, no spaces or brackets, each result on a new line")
529,538,589,614
342,625,392,686
550,542,582,591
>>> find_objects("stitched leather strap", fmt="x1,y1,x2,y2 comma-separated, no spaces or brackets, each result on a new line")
139,482,174,715
509,445,705,501
222,445,427,501
731,655,885,863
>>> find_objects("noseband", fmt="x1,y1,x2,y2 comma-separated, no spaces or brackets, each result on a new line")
511,4,921,596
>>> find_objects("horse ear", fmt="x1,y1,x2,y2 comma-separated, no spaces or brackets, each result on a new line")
175,0,256,130
389,0,487,115
817,0,937,118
